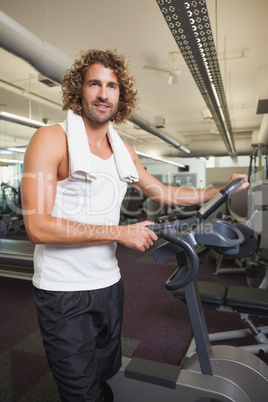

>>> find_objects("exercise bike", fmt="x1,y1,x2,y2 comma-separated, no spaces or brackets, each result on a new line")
108,178,268,401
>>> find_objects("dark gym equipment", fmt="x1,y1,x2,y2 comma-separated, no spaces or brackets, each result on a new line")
108,179,268,401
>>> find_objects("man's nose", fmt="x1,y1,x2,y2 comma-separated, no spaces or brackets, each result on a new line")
98,86,108,100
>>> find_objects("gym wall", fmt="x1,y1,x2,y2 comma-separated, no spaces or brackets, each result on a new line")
206,166,248,187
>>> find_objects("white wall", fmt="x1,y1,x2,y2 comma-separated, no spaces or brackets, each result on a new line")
139,155,251,188
205,156,250,186
139,156,206,188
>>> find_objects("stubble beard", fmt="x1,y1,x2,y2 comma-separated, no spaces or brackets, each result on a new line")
82,98,119,125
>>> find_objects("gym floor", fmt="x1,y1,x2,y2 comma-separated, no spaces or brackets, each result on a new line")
1,235,268,401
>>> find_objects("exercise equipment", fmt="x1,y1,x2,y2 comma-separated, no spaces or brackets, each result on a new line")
175,281,268,357
0,238,34,280
108,178,268,401
249,144,268,184
0,182,25,234
211,180,268,289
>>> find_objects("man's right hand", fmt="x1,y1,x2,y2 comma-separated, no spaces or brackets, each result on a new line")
118,221,158,252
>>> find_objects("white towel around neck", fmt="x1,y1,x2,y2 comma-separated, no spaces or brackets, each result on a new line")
62,109,139,183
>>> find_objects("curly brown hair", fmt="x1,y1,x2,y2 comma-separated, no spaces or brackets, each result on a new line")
61,49,138,124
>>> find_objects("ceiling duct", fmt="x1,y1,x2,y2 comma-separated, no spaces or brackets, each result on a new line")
0,10,190,155
0,11,73,83
130,111,191,153
156,0,236,156
0,111,46,129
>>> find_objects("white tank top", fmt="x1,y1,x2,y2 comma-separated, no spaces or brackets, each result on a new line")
33,153,127,291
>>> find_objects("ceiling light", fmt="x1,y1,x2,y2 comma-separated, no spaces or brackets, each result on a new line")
147,151,159,158
0,111,46,128
168,73,174,85
179,145,191,154
0,149,13,155
136,150,185,168
7,147,26,153
0,158,23,164
156,0,236,156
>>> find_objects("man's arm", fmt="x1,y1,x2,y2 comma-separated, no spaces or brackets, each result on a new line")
125,143,249,206
21,125,157,252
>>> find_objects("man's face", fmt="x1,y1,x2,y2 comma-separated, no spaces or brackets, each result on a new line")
81,63,120,125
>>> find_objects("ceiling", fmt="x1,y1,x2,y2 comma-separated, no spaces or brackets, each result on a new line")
0,0,267,160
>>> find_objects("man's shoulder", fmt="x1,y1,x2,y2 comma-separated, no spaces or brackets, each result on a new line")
33,124,66,143
123,141,137,161
123,141,133,153
26,124,67,161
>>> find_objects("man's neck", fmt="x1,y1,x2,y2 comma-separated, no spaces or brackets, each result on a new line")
82,115,112,158
82,115,110,146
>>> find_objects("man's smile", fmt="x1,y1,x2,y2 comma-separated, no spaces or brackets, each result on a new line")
95,103,110,110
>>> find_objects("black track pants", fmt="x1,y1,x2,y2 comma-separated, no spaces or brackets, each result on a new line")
33,279,124,401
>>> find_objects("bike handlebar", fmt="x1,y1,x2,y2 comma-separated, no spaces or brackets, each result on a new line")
148,178,244,291
148,178,244,235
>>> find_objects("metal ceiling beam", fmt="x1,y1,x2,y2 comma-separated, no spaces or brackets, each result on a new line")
156,0,236,156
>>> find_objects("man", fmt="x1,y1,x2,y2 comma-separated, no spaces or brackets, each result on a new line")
21,49,248,401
